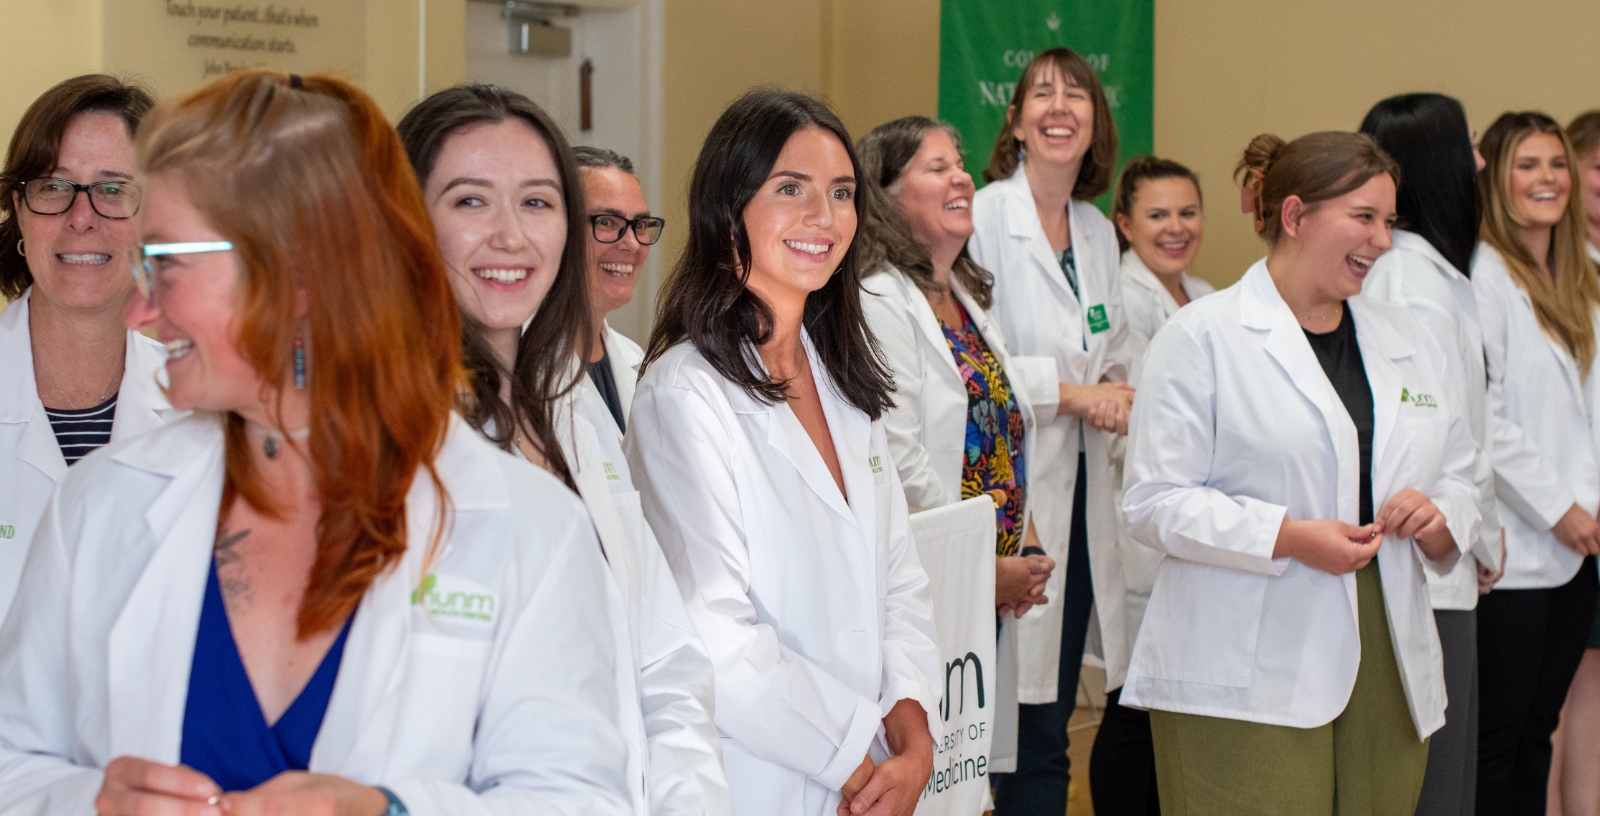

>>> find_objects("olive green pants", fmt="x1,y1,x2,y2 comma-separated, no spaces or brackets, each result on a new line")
1149,562,1429,816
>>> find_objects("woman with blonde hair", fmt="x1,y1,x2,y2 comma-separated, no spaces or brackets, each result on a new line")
1125,131,1479,814
0,70,631,815
1472,111,1600,814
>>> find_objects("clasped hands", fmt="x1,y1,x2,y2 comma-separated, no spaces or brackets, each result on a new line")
96,757,388,816
1274,488,1456,575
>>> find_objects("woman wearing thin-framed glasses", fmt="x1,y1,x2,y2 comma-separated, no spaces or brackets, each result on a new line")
0,74,181,624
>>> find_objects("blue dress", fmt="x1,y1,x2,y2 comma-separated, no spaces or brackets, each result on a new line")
180,558,354,791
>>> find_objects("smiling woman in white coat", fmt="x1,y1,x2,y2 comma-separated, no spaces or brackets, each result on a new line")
1469,112,1600,815
1124,132,1481,816
966,47,1137,815
1092,154,1213,816
0,75,181,625
0,71,633,816
627,89,941,816
397,84,731,816
1357,93,1500,816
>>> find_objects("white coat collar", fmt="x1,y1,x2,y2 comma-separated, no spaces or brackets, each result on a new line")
604,321,644,371
724,330,875,533
1476,241,1587,408
1119,249,1204,316
0,289,177,482
1389,230,1465,282
885,266,994,381
104,413,505,769
994,167,1085,305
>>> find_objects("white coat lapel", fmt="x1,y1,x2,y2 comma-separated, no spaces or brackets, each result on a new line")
1240,264,1360,526
740,335,858,526
112,335,178,440
903,276,960,380
105,418,226,761
812,344,877,541
0,294,67,483
1349,297,1411,499
1003,171,1079,308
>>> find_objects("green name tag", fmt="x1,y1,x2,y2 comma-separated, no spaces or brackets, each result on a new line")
1086,304,1110,334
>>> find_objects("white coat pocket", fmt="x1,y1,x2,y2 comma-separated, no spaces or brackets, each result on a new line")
1398,415,1448,489
1138,560,1267,687
393,633,492,779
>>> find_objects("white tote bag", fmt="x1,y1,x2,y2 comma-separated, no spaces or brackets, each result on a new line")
910,497,997,815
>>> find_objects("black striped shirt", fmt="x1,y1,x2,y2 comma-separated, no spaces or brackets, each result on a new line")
45,394,117,466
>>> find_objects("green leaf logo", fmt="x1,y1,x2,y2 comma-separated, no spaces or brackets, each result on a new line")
411,573,436,605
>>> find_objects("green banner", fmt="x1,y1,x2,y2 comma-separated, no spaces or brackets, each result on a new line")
938,0,1154,213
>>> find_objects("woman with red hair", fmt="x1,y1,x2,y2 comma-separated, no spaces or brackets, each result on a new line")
0,70,631,816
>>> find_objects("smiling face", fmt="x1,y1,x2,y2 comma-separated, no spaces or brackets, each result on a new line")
131,173,262,413
16,112,140,315
1010,62,1094,173
1116,176,1204,277
1507,131,1571,230
741,126,857,310
1284,173,1397,300
424,119,567,339
892,128,974,254
581,165,649,316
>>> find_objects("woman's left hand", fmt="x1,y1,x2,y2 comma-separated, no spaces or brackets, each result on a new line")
837,699,933,816
1376,488,1455,561
220,772,388,816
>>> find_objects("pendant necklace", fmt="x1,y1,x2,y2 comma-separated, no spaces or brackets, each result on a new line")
244,420,310,459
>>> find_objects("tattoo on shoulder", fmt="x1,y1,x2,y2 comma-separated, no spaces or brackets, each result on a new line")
214,526,252,604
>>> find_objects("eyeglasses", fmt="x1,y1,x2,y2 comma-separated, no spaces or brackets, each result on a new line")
589,213,665,245
19,177,142,219
131,241,234,299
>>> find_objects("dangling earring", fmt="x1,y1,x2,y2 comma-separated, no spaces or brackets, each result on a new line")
16,239,23,257
293,336,306,389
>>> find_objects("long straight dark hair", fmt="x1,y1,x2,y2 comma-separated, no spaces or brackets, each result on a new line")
397,84,591,489
1359,93,1480,275
645,88,893,419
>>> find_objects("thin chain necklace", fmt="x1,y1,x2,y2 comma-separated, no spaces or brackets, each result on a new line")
46,360,124,410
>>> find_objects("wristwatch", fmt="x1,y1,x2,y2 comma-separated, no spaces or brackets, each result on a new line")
376,786,409,816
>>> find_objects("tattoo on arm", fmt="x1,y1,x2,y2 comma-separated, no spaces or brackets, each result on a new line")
215,526,253,605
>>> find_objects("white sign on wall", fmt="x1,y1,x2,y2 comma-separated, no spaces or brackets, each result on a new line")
910,497,997,816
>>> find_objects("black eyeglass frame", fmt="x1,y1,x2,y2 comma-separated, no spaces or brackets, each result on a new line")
17,176,142,220
588,213,666,245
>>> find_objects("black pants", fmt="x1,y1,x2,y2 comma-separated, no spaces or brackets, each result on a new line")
1416,609,1477,816
992,453,1095,815
1476,556,1598,815
1089,685,1160,816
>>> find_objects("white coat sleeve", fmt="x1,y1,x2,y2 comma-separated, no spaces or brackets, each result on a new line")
859,280,957,510
1007,355,1062,422
625,383,883,792
1478,275,1577,531
1122,322,1289,576
1414,328,1480,578
873,460,943,745
631,522,735,816
0,491,104,815
391,507,634,816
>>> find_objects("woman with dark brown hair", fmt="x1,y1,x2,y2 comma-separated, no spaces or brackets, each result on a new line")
1124,131,1479,815
0,70,631,816
0,74,180,625
966,47,1138,813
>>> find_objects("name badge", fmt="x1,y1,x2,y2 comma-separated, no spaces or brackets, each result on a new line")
1086,304,1110,334
1400,387,1438,408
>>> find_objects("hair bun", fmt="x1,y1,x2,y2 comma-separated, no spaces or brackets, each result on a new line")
1235,133,1285,188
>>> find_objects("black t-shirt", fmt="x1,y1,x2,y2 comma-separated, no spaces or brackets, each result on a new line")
588,347,626,433
1303,303,1375,525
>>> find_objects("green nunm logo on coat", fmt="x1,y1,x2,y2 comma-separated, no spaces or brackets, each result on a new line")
0,525,13,539
412,573,498,624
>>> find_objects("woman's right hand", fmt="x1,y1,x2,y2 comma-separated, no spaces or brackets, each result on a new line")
996,554,1053,618
1274,519,1382,575
1552,504,1600,556
96,756,221,816
1059,382,1135,435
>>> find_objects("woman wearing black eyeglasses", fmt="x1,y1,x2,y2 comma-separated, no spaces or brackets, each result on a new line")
574,145,664,432
0,75,182,624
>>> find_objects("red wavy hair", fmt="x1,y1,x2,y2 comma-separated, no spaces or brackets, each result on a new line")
137,70,464,636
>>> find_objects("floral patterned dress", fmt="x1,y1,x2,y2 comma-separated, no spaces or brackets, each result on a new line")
939,299,1028,556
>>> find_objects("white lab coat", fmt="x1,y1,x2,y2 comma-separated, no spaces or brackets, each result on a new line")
604,321,645,427
1474,242,1600,589
968,167,1137,703
557,378,733,816
1363,230,1500,609
857,265,1058,511
0,289,182,624
0,413,633,816
1100,251,1216,690
625,336,941,816
1121,261,1480,737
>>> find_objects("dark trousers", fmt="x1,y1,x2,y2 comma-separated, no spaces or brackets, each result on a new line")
993,453,1095,815
1416,609,1477,816
1476,556,1598,815
1089,685,1161,816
